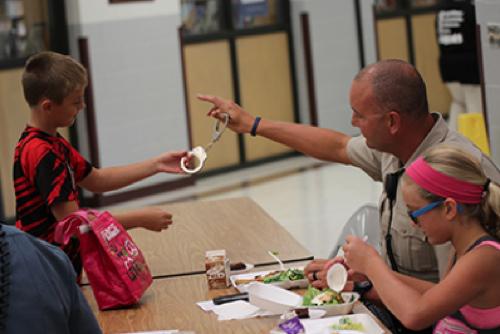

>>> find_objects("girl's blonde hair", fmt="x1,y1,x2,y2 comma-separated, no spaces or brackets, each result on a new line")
403,145,499,239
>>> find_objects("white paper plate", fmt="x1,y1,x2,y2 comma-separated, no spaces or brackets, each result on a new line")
300,313,385,334
230,268,308,293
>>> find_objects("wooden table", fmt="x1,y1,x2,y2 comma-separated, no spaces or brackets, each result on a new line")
83,273,278,334
83,263,390,334
126,197,313,278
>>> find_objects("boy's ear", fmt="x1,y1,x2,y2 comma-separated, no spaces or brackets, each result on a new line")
40,98,52,112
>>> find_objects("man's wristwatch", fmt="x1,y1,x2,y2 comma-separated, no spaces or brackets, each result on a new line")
353,280,373,298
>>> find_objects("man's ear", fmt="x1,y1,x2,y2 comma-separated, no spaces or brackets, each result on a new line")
387,111,401,135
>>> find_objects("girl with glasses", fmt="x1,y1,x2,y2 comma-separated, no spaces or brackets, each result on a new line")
342,145,499,333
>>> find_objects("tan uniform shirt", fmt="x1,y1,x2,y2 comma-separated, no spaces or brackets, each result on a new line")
347,113,500,282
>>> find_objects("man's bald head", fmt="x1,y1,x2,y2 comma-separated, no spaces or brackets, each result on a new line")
354,59,429,119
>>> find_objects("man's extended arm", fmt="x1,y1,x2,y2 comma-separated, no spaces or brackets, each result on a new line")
198,94,353,165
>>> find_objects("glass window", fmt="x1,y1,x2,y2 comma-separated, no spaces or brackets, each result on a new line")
231,0,283,30
181,0,224,36
375,0,404,13
0,0,48,61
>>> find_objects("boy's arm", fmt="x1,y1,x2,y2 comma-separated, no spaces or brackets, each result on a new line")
52,202,172,232
78,150,188,193
111,207,173,231
51,201,80,222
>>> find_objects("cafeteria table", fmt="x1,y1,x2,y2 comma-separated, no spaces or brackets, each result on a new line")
82,262,390,334
124,197,313,278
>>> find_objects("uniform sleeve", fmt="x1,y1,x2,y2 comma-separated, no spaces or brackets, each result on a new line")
346,136,384,182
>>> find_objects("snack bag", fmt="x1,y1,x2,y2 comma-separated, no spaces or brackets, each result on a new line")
277,312,305,334
205,249,230,289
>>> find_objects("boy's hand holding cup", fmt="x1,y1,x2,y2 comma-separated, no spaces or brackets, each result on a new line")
155,150,189,174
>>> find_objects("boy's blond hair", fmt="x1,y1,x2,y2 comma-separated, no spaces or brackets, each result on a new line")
22,51,88,107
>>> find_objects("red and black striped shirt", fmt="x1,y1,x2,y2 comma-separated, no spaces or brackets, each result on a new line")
13,126,92,273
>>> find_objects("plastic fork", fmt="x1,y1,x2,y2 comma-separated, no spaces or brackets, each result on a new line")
337,235,368,258
267,251,285,271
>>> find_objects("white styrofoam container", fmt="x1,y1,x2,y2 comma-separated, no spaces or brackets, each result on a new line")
247,282,302,314
230,268,308,293
306,292,360,316
300,313,385,334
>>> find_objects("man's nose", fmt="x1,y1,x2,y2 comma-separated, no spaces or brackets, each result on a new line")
351,115,358,127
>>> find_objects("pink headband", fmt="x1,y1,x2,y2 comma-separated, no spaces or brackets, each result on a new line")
406,157,484,204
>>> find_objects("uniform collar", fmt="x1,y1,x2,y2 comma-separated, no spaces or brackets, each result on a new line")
403,113,449,168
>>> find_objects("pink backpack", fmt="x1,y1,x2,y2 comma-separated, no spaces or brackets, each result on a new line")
55,209,152,310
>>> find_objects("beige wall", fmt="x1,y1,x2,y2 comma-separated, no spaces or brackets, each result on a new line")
0,69,31,217
237,32,295,161
376,14,451,116
0,68,68,218
183,41,240,171
182,32,295,169
412,13,451,115
377,18,409,62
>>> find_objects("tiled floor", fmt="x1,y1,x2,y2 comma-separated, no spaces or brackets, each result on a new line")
107,155,383,259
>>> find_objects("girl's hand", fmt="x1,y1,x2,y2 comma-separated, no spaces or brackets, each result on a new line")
343,235,379,274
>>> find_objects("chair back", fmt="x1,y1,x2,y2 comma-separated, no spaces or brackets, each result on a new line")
330,204,380,258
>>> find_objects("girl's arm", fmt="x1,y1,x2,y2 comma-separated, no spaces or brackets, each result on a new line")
365,248,495,330
361,272,435,303
392,272,436,293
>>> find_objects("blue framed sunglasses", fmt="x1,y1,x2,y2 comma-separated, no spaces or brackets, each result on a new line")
408,200,445,224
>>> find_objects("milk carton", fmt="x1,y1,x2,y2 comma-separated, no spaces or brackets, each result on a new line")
205,249,230,289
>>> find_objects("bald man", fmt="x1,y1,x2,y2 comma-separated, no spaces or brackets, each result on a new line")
199,59,499,282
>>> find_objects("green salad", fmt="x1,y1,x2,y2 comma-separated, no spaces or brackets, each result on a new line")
262,268,305,283
331,317,364,331
302,285,344,306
